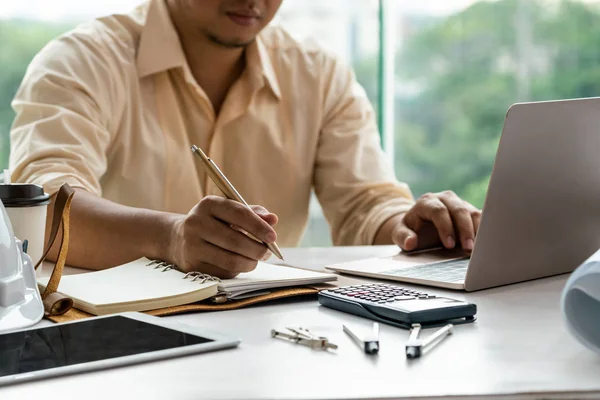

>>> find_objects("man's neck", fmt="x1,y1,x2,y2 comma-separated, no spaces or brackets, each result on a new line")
168,10,246,115
182,38,246,115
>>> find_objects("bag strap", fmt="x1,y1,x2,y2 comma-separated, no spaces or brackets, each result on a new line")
33,183,75,316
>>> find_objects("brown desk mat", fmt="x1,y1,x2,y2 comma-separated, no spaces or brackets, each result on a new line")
46,286,321,323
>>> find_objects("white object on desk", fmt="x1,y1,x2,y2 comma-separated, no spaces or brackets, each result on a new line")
561,249,600,354
37,257,220,315
0,199,43,333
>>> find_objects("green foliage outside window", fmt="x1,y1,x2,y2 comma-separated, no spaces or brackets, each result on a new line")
394,0,600,208
0,20,73,168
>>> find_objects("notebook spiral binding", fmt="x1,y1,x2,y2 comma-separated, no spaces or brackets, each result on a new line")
183,271,222,284
146,260,222,284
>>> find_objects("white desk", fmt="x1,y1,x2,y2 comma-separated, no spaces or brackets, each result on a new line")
2,246,600,400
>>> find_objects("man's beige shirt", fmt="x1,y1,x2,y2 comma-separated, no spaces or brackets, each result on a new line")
10,0,414,247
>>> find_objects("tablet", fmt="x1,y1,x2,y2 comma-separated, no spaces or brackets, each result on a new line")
0,312,240,387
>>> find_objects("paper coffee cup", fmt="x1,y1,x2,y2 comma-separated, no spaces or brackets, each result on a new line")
0,183,50,268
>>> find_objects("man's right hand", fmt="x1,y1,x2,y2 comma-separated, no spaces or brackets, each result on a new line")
169,195,278,279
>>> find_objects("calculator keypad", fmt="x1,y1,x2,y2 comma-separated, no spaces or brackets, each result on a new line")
324,283,435,304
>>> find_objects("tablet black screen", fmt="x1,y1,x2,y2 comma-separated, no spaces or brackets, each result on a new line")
0,316,212,378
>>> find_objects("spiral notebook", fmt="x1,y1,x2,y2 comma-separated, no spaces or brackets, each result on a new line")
37,257,337,316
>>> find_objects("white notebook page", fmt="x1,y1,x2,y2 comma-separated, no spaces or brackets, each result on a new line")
37,257,217,306
218,262,337,294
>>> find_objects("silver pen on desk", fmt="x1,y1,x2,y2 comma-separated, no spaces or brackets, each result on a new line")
405,323,453,359
191,145,284,261
343,322,380,354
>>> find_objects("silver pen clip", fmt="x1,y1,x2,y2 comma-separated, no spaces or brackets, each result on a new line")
271,327,338,351
405,323,453,359
343,322,380,354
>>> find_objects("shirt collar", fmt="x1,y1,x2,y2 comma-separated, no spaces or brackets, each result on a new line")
136,0,281,100
136,0,186,78
246,37,282,100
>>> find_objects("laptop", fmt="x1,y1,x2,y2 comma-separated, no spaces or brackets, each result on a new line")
327,97,600,291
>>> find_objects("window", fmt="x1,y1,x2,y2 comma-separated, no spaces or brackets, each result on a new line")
393,0,600,209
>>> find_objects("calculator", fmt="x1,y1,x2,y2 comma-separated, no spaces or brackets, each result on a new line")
318,283,476,329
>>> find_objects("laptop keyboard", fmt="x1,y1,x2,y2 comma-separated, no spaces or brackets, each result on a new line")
381,258,470,283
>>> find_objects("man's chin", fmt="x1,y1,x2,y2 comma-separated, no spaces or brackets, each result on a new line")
206,33,256,48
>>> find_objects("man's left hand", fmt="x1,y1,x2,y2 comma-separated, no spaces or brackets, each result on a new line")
390,190,482,253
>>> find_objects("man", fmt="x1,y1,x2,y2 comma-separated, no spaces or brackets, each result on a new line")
10,0,480,278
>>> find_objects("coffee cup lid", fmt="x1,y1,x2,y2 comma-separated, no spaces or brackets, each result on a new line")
0,183,50,207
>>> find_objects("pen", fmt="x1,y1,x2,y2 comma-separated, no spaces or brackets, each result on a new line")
343,322,380,354
405,323,453,359
191,145,284,261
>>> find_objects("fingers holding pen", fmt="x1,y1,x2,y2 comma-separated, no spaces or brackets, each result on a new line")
209,198,278,244
170,196,279,275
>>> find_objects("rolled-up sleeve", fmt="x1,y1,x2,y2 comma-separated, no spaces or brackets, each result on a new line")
9,31,117,197
314,57,415,246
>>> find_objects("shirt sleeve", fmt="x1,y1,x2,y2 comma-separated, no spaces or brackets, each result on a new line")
9,30,119,197
314,56,415,246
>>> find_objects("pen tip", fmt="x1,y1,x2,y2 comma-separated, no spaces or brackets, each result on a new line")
406,347,420,359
